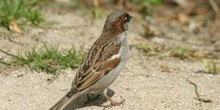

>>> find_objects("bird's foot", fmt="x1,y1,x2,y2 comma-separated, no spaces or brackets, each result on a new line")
102,99,125,109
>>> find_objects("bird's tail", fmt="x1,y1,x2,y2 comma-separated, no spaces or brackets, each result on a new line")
49,91,83,110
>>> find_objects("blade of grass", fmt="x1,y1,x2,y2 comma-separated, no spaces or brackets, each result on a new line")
0,49,26,61
0,46,85,74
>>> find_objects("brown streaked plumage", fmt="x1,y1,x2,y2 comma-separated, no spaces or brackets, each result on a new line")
49,11,132,110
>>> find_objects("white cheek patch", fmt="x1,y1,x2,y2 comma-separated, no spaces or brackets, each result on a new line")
125,17,128,21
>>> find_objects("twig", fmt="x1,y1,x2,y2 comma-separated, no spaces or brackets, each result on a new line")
208,0,220,21
186,79,200,99
8,37,26,46
186,79,212,103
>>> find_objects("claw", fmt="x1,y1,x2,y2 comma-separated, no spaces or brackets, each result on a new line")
110,99,125,106
102,99,125,110
102,88,125,109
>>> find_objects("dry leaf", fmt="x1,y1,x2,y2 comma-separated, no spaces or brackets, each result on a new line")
177,13,189,24
191,52,207,58
9,20,23,34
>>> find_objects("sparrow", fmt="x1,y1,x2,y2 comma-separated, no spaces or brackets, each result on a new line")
49,11,133,110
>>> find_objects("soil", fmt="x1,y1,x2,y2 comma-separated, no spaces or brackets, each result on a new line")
0,3,220,110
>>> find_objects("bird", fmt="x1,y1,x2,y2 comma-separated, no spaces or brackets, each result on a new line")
49,11,133,110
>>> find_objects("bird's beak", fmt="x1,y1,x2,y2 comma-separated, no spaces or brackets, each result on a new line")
129,15,133,20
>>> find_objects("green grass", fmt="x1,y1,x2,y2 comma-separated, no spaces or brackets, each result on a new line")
136,43,169,57
171,47,191,59
0,0,44,28
160,64,170,72
129,0,162,15
0,46,85,74
136,44,216,59
201,59,220,75
71,0,162,19
71,0,106,20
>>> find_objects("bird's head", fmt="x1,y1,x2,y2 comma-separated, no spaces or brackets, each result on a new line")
103,11,133,36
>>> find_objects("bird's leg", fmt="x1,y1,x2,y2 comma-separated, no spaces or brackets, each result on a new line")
84,93,101,106
86,93,100,102
103,88,125,107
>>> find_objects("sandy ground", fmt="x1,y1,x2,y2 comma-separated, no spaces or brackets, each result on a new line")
0,6,220,110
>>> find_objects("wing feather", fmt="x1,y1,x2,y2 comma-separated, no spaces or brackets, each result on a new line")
72,38,121,91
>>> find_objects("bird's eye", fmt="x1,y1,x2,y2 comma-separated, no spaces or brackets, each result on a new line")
124,13,132,22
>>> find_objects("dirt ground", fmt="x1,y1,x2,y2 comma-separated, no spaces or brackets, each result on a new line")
0,5,220,110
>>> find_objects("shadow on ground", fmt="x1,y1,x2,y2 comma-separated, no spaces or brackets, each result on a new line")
64,89,115,110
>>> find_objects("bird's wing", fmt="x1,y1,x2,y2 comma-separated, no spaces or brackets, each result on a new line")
72,39,121,91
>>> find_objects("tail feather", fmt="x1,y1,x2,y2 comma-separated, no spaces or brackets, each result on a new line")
49,92,83,110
